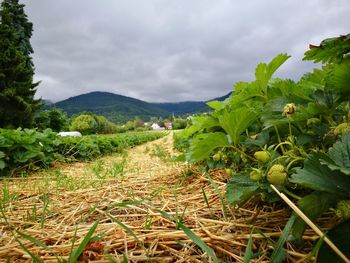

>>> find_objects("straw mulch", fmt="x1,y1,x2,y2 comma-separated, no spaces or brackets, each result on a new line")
0,133,338,262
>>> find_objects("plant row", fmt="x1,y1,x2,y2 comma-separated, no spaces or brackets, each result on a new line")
175,34,350,261
0,128,166,176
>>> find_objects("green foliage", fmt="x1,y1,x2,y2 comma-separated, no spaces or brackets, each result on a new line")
57,131,166,161
0,128,165,175
218,108,258,145
0,0,41,128
0,128,62,175
172,118,188,130
304,34,350,64
176,34,350,259
226,173,267,206
34,108,69,132
290,152,350,197
187,132,229,163
70,114,98,135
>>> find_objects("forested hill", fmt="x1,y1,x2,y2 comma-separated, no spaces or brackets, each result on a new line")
50,91,232,123
51,92,168,123
153,92,232,114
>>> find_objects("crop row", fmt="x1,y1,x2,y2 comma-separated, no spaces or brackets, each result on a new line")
0,128,166,176
175,34,350,261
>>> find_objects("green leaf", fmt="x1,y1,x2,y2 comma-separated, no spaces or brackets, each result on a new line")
292,192,340,240
16,230,63,262
207,175,227,218
68,219,100,263
180,224,220,263
218,108,258,145
15,238,42,263
243,232,254,263
156,209,220,263
255,53,290,95
290,154,350,197
317,220,350,263
192,115,220,131
207,100,223,111
321,132,350,175
0,160,5,170
303,34,350,64
226,173,260,206
327,58,350,100
270,214,297,263
0,151,5,159
187,132,229,162
106,214,141,245
13,150,40,163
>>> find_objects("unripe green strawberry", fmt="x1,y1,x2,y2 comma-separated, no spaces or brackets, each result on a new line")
267,164,287,185
249,169,263,181
335,200,350,220
334,123,350,136
307,118,320,126
254,151,271,164
225,168,233,176
212,153,221,162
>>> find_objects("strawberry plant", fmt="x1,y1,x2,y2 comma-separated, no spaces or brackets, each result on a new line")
0,129,166,175
177,34,350,261
0,128,62,175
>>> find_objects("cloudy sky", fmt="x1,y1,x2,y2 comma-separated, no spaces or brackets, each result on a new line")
21,0,350,103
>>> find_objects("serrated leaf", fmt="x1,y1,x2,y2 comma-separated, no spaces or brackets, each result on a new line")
226,174,261,206
292,192,339,240
218,108,258,145
255,53,290,95
328,132,350,169
290,154,350,197
187,132,229,162
327,58,350,100
192,115,220,130
206,100,223,111
303,34,350,64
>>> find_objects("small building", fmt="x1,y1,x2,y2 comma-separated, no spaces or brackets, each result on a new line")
164,122,172,130
151,123,165,130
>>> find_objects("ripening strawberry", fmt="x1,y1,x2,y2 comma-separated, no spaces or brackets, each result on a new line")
212,153,221,162
254,151,271,164
249,169,263,181
267,164,287,185
335,200,350,220
334,123,350,136
225,168,233,176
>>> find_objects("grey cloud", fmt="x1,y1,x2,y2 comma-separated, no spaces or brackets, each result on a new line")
21,0,350,102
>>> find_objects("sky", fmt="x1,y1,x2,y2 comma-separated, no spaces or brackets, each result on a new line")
20,0,350,103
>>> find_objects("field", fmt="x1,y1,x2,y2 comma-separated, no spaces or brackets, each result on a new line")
1,35,350,262
0,132,338,262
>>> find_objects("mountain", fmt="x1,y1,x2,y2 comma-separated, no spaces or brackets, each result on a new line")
153,92,232,115
51,92,169,123
153,101,207,115
49,91,233,123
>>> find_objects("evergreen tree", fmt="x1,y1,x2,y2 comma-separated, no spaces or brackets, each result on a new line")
0,0,41,128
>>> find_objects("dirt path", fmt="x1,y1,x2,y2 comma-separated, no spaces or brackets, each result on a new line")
0,133,316,262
